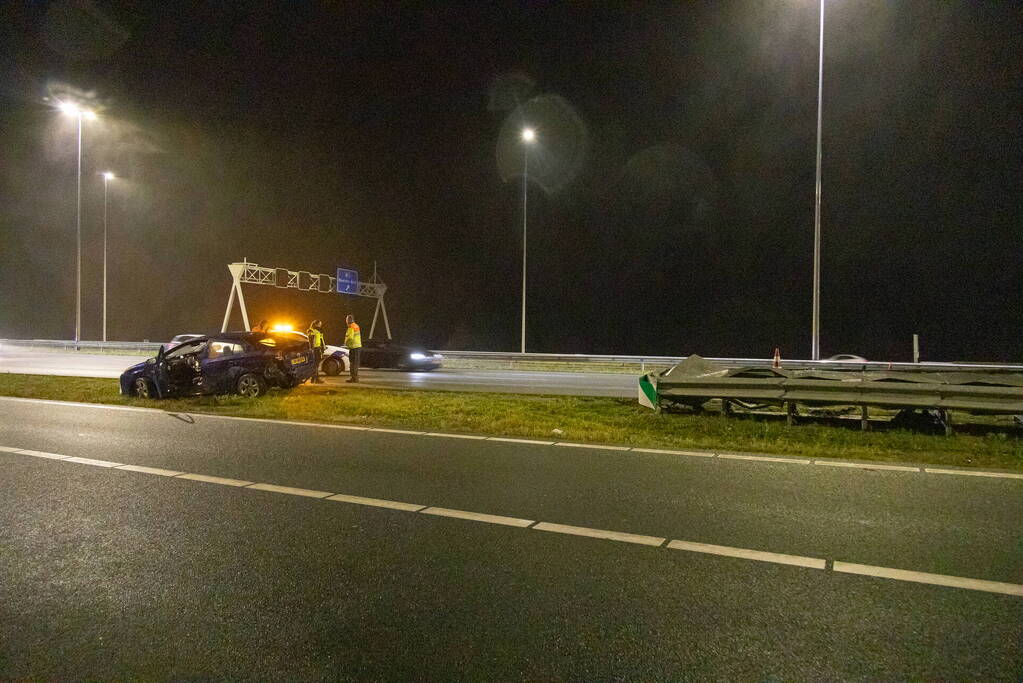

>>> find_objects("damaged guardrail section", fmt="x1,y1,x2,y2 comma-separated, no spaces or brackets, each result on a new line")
638,356,1023,434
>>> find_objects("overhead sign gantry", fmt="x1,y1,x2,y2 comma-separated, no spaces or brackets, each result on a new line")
221,259,392,339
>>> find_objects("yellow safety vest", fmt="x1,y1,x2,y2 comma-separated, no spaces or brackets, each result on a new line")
344,322,362,349
307,328,324,349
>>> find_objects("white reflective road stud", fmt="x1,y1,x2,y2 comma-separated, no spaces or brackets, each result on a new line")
554,442,631,451
631,447,715,457
719,454,811,464
326,494,426,512
246,483,334,498
176,473,254,487
925,468,1023,480
533,522,665,547
64,456,123,468
12,449,69,460
667,540,826,569
833,562,1023,597
420,507,534,527
815,461,920,472
115,464,184,477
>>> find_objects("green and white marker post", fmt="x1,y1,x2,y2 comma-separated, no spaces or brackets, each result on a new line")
638,374,658,411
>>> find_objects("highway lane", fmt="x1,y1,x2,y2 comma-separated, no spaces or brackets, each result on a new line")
1,398,1020,679
0,348,636,396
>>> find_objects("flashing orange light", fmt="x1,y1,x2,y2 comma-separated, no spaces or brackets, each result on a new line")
270,322,294,332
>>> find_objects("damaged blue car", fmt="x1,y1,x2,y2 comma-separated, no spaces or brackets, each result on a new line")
120,331,317,399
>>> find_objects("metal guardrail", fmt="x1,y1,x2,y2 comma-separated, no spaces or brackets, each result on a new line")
2,340,1021,373
433,350,1023,373
0,339,162,354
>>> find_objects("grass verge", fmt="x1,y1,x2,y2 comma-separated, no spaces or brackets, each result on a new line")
1,373,1020,471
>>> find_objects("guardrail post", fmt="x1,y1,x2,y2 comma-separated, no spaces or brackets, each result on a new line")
786,401,796,426
721,399,731,417
860,405,869,431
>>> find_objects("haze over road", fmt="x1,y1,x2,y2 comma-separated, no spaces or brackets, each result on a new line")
2,397,1020,679
0,348,636,396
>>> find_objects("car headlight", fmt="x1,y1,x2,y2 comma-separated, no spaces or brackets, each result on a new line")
409,352,426,360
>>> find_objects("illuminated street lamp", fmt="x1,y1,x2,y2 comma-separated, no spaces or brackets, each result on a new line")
520,127,536,353
102,171,116,342
811,0,824,360
59,101,98,347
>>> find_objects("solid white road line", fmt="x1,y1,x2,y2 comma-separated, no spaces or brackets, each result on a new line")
246,483,335,498
814,460,920,472
719,453,811,464
4,397,1023,482
424,432,488,440
488,437,556,445
631,447,715,457
924,468,1023,480
533,522,664,547
833,562,1023,597
420,507,535,528
15,449,71,460
326,493,426,512
0,445,26,453
667,540,826,570
554,442,631,451
176,473,254,487
115,464,184,477
64,456,123,468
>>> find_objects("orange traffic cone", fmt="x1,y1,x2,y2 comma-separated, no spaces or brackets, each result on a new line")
772,347,781,369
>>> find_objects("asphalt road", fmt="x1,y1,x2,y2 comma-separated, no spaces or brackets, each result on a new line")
0,348,636,396
1,397,1021,679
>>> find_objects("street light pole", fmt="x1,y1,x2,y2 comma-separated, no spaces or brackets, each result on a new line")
520,127,535,354
102,172,114,342
60,102,96,347
811,0,825,360
76,113,83,348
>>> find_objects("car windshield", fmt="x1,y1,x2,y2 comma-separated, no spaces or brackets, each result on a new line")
165,340,207,359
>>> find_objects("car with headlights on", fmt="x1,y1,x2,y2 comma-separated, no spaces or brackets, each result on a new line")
359,340,443,371
120,331,317,399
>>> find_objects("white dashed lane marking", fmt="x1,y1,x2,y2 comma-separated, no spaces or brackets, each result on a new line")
247,483,334,499
667,540,826,570
116,464,183,477
833,562,1023,597
64,456,123,468
3,441,1022,598
420,507,535,528
533,522,664,546
176,473,254,487
327,493,426,512
924,468,1023,480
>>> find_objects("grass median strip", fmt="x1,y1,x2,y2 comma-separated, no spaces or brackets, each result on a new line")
0,373,1021,471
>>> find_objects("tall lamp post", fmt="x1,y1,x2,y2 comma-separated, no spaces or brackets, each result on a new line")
59,102,97,347
102,171,115,342
520,127,535,354
811,0,825,360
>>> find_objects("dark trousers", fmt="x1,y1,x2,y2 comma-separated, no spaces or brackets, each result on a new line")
349,347,361,381
312,347,323,382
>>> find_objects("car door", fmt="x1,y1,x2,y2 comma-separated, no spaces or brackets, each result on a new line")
158,339,207,396
360,340,383,368
200,340,246,394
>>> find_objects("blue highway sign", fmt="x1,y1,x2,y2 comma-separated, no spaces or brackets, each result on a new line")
336,268,359,294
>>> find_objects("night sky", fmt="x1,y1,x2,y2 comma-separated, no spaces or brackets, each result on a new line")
1,1,1020,361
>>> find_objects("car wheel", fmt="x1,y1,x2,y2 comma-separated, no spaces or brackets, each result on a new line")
322,358,340,376
134,377,153,399
236,373,267,398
